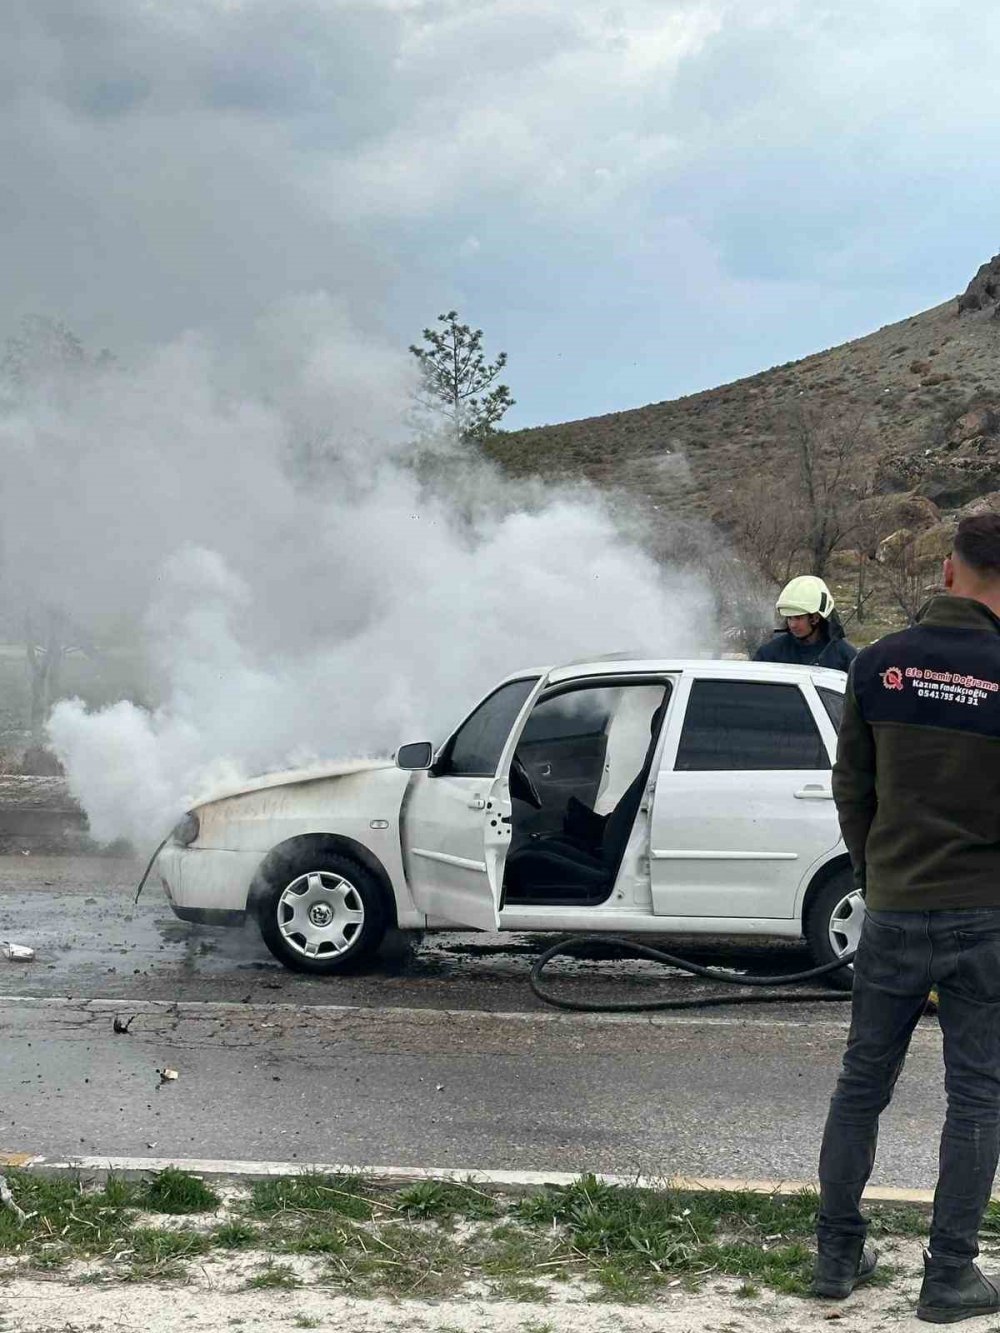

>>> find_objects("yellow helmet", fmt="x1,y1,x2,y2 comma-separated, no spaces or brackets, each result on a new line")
776,575,835,619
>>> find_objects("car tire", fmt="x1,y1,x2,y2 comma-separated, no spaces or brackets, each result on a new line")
804,868,864,991
257,852,388,975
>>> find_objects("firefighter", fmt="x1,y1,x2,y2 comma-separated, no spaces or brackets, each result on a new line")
754,575,857,672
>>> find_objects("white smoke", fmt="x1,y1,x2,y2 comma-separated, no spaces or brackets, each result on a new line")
0,299,714,848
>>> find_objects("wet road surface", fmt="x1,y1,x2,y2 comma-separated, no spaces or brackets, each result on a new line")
0,855,851,1014
0,856,946,1187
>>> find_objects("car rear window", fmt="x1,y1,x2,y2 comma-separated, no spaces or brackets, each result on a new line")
675,680,830,771
817,687,845,732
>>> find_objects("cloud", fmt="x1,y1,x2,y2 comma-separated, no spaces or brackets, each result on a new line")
2,0,999,426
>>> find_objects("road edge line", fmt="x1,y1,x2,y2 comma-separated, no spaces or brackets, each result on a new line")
0,1152,938,1207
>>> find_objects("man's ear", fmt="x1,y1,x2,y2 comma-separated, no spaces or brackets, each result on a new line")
943,555,955,590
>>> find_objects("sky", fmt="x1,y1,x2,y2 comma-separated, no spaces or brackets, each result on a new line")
3,0,999,430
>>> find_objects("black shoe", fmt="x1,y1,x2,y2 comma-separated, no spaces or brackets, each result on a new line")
811,1238,879,1299
917,1251,1000,1323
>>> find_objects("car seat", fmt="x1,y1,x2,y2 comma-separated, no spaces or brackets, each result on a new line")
503,694,668,903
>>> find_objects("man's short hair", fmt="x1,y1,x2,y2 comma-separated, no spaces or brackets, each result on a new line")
953,514,1000,576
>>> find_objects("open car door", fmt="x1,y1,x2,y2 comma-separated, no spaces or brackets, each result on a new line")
403,674,546,930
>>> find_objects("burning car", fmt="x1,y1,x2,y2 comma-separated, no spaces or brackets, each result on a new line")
157,658,857,984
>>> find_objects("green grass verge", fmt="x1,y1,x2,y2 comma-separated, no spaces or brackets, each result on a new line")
245,1173,374,1221
0,1168,928,1300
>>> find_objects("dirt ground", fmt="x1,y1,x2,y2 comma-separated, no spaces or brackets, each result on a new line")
0,1243,933,1333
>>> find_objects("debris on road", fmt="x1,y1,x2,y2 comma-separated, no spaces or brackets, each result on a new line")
1,941,35,961
157,1067,179,1085
0,1173,26,1222
113,1015,135,1034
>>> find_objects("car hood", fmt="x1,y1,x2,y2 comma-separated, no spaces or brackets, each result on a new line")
192,759,395,808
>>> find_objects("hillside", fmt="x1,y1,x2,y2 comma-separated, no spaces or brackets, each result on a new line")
491,255,1000,523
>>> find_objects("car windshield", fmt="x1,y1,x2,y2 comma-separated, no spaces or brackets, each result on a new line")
442,677,539,776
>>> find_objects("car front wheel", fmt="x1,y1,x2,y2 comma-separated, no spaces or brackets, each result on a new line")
804,869,864,991
257,853,388,974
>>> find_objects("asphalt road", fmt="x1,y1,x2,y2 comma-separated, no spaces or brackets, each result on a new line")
0,855,848,1011
0,856,946,1187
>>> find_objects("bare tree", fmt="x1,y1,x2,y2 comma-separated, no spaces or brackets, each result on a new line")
727,475,802,586
729,407,875,592
23,608,100,740
879,533,933,626
645,513,775,656
845,475,895,626
787,406,872,578
2,318,112,739
25,609,70,739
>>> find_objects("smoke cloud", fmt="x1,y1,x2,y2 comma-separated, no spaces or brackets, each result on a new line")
0,299,715,848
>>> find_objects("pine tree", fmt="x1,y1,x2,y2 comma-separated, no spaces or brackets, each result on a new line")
409,310,514,442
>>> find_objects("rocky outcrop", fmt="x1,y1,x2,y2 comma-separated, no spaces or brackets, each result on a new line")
958,253,1000,315
915,521,957,562
876,399,1000,509
877,519,956,568
947,408,999,447
958,491,1000,518
861,490,940,534
916,457,1000,509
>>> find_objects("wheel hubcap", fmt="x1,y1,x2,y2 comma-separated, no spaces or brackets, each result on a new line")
277,871,365,959
828,889,865,961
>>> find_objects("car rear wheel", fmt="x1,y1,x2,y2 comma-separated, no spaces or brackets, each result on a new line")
804,868,863,991
257,853,388,974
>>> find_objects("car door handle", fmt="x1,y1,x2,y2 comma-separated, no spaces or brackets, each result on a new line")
467,797,486,810
794,785,833,800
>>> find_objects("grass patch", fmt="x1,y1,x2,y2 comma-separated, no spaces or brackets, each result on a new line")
517,1176,826,1297
246,1174,373,1222
0,1169,931,1302
0,1171,137,1258
129,1227,211,1261
28,1247,70,1272
246,1259,302,1290
311,1222,466,1298
280,1223,353,1256
980,1201,1000,1238
211,1220,260,1250
140,1167,220,1215
396,1180,499,1222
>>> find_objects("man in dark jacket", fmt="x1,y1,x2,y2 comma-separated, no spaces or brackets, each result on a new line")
813,514,1000,1322
754,575,857,672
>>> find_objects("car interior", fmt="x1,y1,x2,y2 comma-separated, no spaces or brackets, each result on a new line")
503,680,671,906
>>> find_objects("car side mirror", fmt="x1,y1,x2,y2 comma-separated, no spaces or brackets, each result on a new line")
395,741,434,771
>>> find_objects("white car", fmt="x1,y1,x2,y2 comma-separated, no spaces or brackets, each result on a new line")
158,658,859,986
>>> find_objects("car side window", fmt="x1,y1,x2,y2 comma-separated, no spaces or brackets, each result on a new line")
817,687,845,732
443,678,538,777
675,680,830,771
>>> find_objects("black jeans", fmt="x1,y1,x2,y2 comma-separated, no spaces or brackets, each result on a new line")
819,907,1000,1266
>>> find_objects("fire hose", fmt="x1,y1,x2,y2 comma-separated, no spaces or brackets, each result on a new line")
133,836,858,1009
529,934,856,1012
133,835,170,904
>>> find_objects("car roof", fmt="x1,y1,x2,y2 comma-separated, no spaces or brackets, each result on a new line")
504,658,848,689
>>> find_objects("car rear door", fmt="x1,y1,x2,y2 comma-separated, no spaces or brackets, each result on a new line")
402,676,544,929
648,673,842,919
